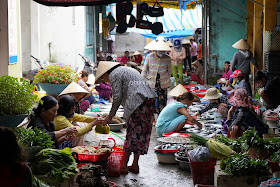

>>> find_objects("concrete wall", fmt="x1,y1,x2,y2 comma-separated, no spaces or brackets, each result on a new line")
0,0,9,76
209,0,247,75
114,32,146,57
21,0,86,72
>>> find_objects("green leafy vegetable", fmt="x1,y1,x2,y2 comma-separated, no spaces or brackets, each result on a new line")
15,127,54,149
32,148,78,183
215,135,243,153
32,175,50,187
270,150,280,162
221,153,270,177
189,133,208,146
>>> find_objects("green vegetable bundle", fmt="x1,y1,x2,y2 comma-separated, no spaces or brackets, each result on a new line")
95,124,110,134
221,153,270,177
189,133,235,160
32,148,78,183
15,127,54,149
270,150,280,162
215,134,243,153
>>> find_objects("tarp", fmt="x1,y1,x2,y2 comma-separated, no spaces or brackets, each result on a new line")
126,4,202,38
33,0,127,6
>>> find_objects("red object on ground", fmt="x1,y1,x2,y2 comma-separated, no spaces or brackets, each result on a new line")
108,138,125,177
268,159,280,173
107,181,116,187
183,84,197,91
162,132,190,138
192,89,207,98
72,146,112,162
154,148,179,154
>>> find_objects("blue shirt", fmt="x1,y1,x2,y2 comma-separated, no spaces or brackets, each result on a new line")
156,101,188,129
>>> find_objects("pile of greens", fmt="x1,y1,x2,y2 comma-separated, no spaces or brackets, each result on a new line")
270,150,280,162
15,127,53,149
32,148,78,183
220,153,270,177
32,176,50,187
215,135,243,153
240,128,280,153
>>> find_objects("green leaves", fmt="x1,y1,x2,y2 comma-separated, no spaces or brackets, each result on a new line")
32,148,78,183
215,135,243,153
270,150,280,162
15,127,54,149
33,65,78,85
0,75,39,115
222,153,270,177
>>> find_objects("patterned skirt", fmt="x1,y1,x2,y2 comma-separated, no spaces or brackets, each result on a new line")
124,98,155,155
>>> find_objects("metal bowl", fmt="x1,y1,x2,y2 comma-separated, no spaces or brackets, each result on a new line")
109,123,124,132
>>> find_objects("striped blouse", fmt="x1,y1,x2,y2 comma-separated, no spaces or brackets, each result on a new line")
141,52,172,89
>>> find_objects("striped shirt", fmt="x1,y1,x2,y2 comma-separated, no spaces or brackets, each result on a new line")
141,52,172,89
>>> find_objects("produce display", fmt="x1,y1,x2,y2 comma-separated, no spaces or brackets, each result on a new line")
72,146,111,154
32,148,78,183
15,127,54,149
270,149,280,162
100,113,124,124
220,153,270,177
189,133,235,160
76,164,109,187
95,124,110,134
154,143,188,151
215,134,242,153
157,136,190,144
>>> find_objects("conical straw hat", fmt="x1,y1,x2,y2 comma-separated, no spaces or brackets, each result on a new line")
133,51,141,56
166,41,173,47
168,84,188,97
232,39,251,50
148,40,171,51
144,40,157,50
59,82,88,97
95,61,120,83
182,38,190,44
86,74,95,85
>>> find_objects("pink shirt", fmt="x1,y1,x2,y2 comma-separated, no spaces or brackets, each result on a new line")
120,56,129,64
221,69,232,79
191,42,198,57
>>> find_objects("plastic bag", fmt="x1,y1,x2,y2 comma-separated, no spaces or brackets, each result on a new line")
188,146,211,162
95,124,110,134
206,139,235,160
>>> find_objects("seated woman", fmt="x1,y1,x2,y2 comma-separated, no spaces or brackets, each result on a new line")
59,82,90,114
194,87,230,118
0,127,32,187
227,88,268,139
190,59,204,84
156,92,202,137
231,70,252,96
28,96,77,148
78,70,98,105
132,51,143,65
54,95,103,147
217,61,232,85
255,70,280,109
95,80,112,102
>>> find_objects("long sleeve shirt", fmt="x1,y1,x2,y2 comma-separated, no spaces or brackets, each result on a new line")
170,47,186,66
54,113,96,136
198,95,230,115
109,66,156,120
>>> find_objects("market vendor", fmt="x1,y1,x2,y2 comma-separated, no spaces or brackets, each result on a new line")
78,70,98,105
194,87,230,118
231,70,252,96
95,61,156,174
254,70,280,109
226,88,268,139
217,61,232,85
0,127,32,186
28,96,77,148
95,80,112,102
54,95,104,148
190,59,204,84
156,92,202,137
59,82,90,113
132,51,143,65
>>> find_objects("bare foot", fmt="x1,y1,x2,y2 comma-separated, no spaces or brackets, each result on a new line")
128,165,139,174
120,166,128,175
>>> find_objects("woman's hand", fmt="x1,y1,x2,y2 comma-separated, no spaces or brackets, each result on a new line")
65,127,77,135
196,122,202,129
104,115,113,125
91,117,105,126
194,112,200,116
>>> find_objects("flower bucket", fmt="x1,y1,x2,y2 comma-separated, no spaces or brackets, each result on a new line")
38,83,68,95
0,114,28,128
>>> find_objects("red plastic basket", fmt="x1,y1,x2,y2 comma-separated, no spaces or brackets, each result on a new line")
154,148,179,154
162,132,190,138
268,159,280,173
72,146,112,162
108,138,125,177
188,153,216,186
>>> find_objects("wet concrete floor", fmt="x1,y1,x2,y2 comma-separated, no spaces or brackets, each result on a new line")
107,127,194,187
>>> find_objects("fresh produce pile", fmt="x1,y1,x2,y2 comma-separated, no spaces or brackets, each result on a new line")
95,124,110,134
76,164,109,187
32,148,78,183
220,153,270,177
100,113,123,124
215,134,243,153
72,146,111,154
15,127,54,149
189,133,235,160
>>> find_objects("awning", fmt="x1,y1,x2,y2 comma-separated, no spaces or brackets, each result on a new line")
126,4,202,38
131,0,201,10
33,0,128,6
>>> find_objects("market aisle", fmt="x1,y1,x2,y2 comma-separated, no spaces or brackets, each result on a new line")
108,127,193,187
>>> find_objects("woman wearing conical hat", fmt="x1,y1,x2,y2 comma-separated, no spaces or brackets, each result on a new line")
231,39,258,81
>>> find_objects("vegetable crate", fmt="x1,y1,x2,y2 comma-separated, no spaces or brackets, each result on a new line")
188,154,216,186
108,138,125,177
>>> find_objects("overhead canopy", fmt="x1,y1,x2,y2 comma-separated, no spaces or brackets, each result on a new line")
126,4,202,38
33,0,127,6
131,0,200,9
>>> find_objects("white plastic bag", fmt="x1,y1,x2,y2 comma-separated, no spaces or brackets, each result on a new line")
188,146,211,162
